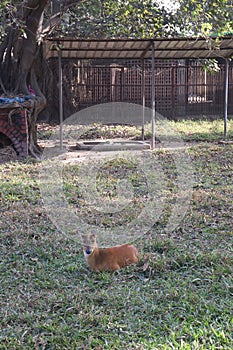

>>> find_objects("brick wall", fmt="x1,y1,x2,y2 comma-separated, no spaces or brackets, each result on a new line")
0,108,28,157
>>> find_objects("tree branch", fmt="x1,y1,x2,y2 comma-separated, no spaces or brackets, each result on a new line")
42,0,87,36
42,12,62,36
59,0,85,10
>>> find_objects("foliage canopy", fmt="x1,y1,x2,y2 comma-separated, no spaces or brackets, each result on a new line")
0,0,232,41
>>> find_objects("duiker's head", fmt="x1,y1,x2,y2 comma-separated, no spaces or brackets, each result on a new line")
81,233,97,257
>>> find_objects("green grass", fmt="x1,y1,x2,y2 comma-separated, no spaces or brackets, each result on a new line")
38,118,233,142
169,119,233,142
0,122,233,349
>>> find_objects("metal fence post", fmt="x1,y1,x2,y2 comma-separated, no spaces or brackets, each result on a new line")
58,49,63,150
224,59,229,139
151,41,156,149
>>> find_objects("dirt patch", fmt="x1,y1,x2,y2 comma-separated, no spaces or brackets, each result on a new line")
0,145,17,163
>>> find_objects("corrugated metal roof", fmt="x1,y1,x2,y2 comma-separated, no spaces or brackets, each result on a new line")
44,36,233,60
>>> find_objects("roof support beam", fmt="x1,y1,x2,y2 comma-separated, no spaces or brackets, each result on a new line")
140,41,152,59
151,40,156,149
224,58,229,139
58,49,64,150
141,58,145,140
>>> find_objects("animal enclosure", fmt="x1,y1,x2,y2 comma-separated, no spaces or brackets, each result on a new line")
45,59,233,122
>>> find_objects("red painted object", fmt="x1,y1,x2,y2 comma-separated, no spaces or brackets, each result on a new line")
0,108,28,157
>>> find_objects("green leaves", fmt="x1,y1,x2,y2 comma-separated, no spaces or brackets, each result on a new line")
175,0,233,36
2,0,232,40
57,0,172,38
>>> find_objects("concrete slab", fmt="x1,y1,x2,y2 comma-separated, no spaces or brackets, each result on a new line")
72,140,151,151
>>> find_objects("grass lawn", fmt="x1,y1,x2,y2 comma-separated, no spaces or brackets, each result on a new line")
38,118,232,142
0,119,233,349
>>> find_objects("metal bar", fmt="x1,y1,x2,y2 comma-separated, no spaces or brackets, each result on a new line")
141,58,145,140
58,49,63,150
151,41,156,149
51,46,233,53
224,59,229,139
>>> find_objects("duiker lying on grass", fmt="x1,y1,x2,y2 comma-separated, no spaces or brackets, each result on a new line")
81,233,139,272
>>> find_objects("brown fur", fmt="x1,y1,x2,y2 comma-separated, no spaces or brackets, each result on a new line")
81,234,139,272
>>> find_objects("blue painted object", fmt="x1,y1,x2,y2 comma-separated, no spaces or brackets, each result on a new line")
0,96,31,104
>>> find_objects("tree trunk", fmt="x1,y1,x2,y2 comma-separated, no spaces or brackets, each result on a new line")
0,1,48,157
0,0,81,158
